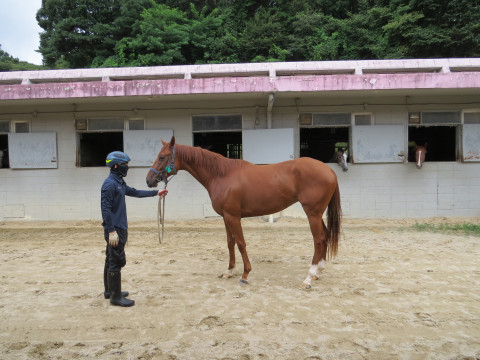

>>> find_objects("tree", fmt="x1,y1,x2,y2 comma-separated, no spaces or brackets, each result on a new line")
383,0,480,58
34,0,480,68
103,3,223,66
0,45,44,71
36,0,153,68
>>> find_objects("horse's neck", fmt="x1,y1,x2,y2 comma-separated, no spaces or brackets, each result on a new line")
176,145,230,190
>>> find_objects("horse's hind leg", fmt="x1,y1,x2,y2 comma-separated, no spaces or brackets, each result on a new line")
223,213,252,284
222,222,236,279
301,212,327,290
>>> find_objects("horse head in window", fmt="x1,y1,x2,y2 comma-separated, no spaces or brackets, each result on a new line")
330,148,348,172
414,142,428,169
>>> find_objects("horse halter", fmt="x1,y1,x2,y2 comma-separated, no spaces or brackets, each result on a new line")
150,145,177,186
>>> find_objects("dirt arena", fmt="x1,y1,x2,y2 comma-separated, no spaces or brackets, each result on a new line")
1,217,479,360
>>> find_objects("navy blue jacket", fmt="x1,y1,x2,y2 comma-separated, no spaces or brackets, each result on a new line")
101,172,157,232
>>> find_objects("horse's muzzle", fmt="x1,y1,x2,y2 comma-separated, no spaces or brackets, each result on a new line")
146,175,158,188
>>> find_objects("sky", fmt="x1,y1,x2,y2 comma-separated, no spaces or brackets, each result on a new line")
0,0,43,65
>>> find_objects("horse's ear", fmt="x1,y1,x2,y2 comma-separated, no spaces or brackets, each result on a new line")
170,136,176,147
424,142,428,149
413,141,418,149
161,139,167,146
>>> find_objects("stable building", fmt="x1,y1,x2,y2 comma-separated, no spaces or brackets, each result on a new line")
1,58,479,221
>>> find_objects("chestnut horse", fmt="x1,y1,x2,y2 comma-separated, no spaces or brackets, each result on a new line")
146,136,342,289
414,142,428,169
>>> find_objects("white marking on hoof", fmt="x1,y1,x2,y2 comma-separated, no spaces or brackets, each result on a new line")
222,269,234,279
239,279,248,285
300,282,311,290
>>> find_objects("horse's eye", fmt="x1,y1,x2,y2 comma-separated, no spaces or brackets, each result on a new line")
159,156,165,161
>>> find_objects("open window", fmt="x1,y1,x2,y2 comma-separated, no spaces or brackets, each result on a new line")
408,111,459,163
0,120,9,168
299,113,350,163
192,114,242,159
76,118,126,167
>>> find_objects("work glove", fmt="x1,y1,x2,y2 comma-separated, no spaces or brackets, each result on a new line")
109,231,119,247
158,189,168,198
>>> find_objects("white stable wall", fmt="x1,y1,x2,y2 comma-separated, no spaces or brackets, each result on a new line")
1,85,480,221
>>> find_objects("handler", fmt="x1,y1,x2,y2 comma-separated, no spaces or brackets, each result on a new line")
101,151,167,307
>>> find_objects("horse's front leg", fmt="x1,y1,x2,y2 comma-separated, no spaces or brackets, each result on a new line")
223,213,251,285
222,222,236,279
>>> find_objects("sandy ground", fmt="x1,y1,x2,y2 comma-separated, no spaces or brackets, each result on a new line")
0,216,479,360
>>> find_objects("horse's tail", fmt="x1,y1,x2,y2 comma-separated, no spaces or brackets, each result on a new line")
325,181,342,259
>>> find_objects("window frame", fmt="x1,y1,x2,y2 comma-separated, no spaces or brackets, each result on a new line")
299,112,351,164
352,112,374,126
407,110,461,163
192,114,243,159
12,120,31,133
75,117,125,167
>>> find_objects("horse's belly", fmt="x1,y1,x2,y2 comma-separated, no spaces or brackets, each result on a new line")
240,192,297,217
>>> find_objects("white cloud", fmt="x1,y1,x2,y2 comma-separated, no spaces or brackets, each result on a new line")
0,0,43,65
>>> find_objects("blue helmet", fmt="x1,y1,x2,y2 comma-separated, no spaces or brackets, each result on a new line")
106,151,131,168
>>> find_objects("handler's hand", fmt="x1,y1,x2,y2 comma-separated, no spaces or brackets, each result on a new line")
109,231,119,247
158,189,168,198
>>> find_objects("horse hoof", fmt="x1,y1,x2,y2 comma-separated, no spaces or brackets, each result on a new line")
300,282,311,290
239,279,248,285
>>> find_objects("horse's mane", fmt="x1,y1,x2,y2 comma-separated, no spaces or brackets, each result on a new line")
177,144,244,177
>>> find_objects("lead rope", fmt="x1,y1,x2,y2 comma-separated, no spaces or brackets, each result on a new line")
154,145,177,244
157,184,167,244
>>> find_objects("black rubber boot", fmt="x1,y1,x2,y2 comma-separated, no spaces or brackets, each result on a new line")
104,265,129,299
107,271,135,307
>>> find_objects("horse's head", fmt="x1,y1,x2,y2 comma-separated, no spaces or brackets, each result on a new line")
146,136,177,188
336,149,348,172
414,142,427,169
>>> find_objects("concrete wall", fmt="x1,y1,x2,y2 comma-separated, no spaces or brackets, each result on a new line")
1,100,479,221
1,59,480,221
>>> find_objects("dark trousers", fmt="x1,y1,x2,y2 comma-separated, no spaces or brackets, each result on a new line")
104,228,128,272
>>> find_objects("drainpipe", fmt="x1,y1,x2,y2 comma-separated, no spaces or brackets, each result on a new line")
267,93,274,129
267,93,275,224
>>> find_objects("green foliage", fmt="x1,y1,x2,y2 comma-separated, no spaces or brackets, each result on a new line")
414,222,480,237
0,45,44,71
32,0,480,69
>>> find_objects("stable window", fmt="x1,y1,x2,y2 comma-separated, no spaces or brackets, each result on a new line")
352,125,405,163
1,119,57,169
13,121,30,133
0,120,10,168
192,114,242,159
464,111,480,124
408,111,459,163
128,118,145,130
463,111,480,162
243,128,294,164
353,113,373,125
9,132,58,169
299,113,350,164
76,118,125,167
